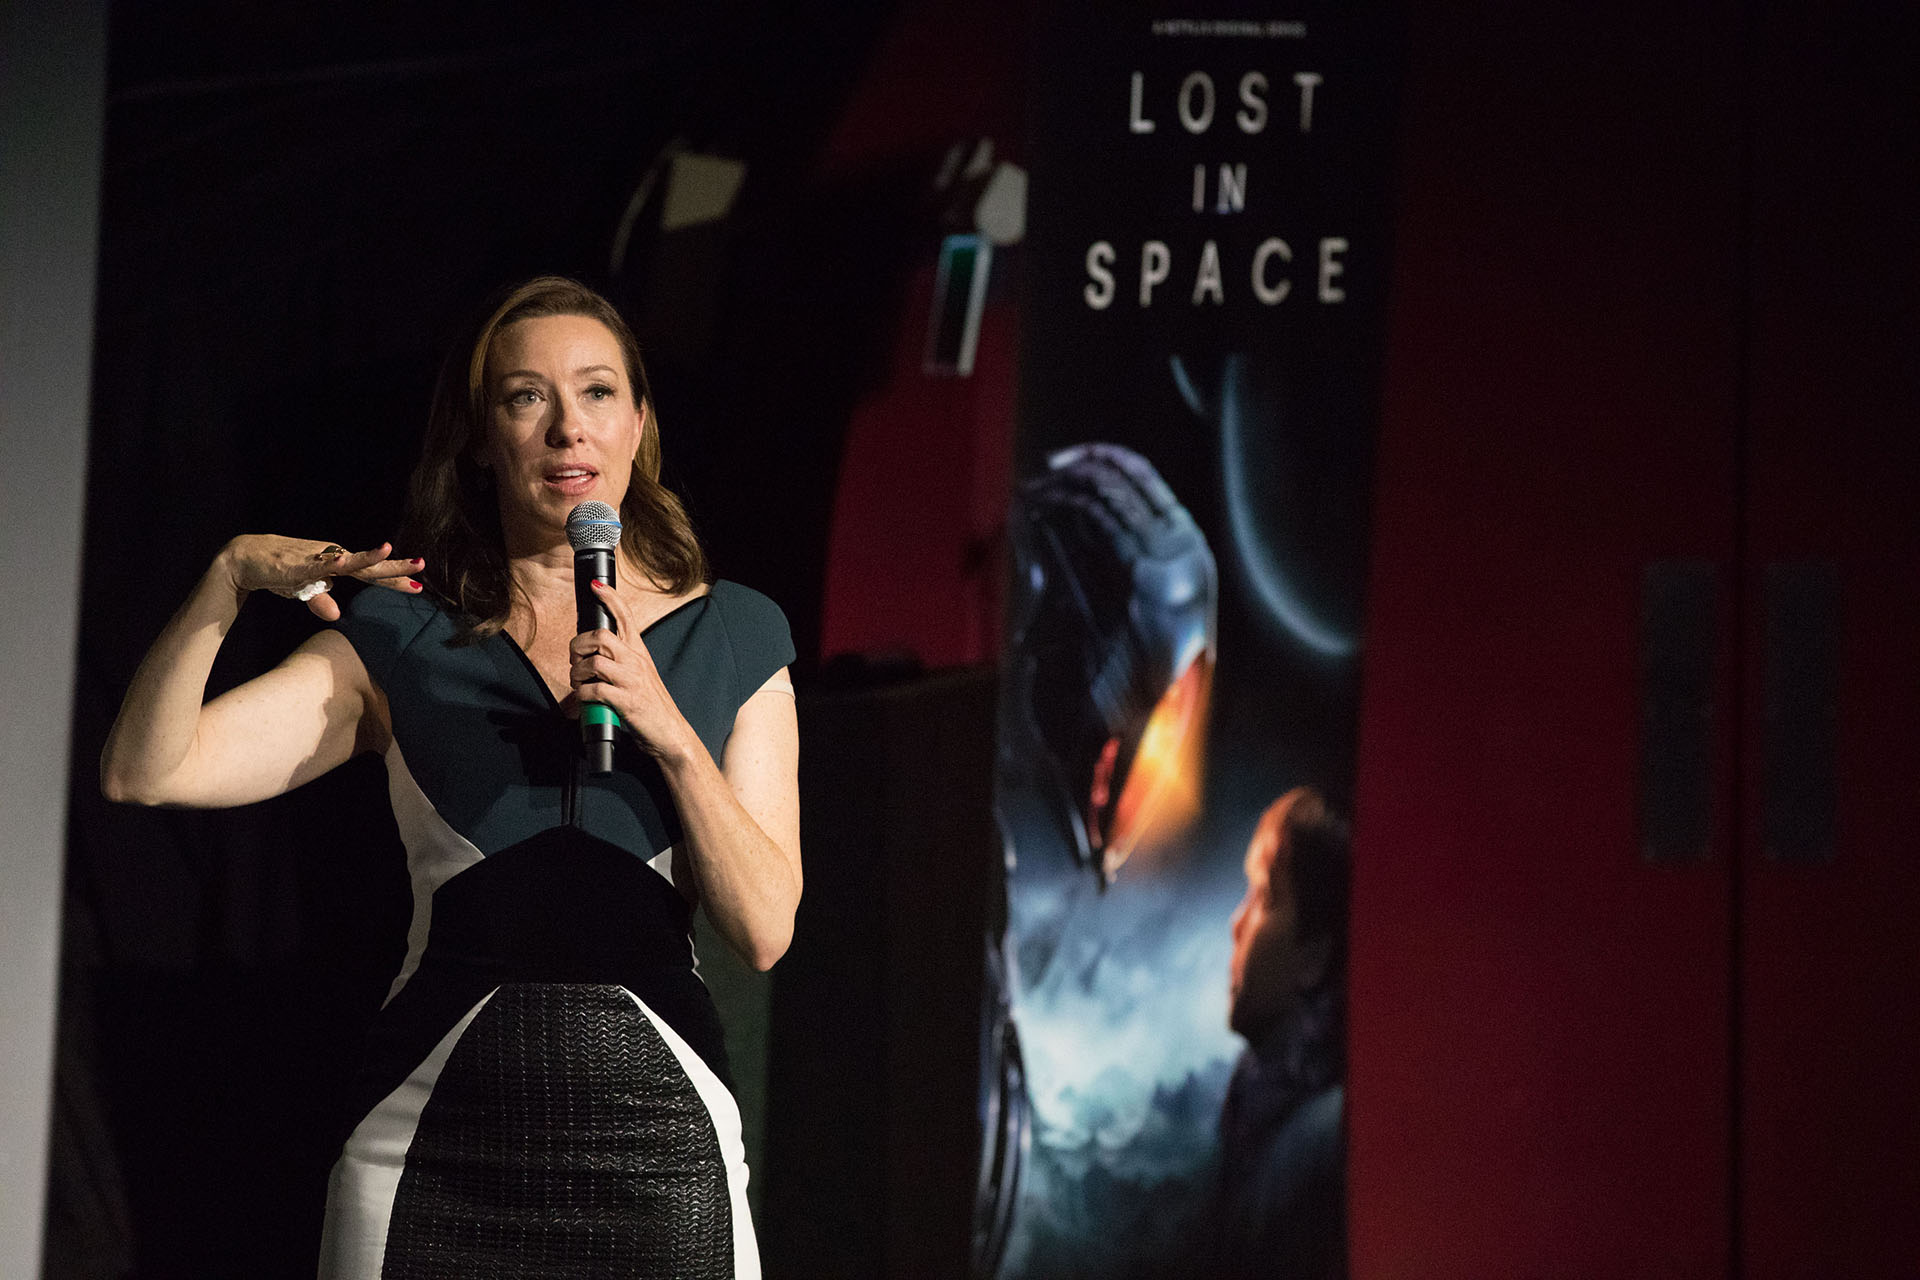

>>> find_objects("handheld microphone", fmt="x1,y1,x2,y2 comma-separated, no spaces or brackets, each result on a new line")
566,501,623,774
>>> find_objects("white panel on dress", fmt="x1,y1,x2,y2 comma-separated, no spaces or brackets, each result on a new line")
315,991,495,1280
647,846,704,974
381,740,486,1004
648,845,675,886
622,988,761,1280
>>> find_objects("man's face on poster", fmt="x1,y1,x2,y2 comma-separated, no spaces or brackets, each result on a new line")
1228,831,1319,1042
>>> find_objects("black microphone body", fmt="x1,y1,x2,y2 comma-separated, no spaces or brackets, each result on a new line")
574,545,617,633
566,502,624,774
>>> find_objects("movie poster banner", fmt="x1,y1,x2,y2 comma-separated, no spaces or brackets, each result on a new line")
975,5,1400,1277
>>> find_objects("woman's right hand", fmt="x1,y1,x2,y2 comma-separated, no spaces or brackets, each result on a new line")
219,535,424,622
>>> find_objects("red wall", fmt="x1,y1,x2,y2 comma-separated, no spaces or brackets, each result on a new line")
1349,2,1919,1274
814,0,1027,669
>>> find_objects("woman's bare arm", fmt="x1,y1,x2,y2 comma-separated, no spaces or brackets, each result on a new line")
664,675,802,971
99,537,414,808
563,579,802,970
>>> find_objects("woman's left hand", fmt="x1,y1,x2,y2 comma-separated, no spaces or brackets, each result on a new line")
565,579,698,762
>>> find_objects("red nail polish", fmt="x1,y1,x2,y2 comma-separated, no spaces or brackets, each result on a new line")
410,558,424,567
408,579,422,590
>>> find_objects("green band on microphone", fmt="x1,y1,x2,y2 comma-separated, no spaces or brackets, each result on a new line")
583,703,621,731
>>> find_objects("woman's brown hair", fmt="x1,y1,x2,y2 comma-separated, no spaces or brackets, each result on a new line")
401,276,708,640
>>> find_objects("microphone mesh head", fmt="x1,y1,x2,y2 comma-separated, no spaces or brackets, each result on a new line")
566,500,622,551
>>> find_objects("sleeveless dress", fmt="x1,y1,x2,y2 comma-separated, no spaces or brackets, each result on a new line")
315,579,794,1280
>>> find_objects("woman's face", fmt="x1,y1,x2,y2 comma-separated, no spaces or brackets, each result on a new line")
476,313,644,535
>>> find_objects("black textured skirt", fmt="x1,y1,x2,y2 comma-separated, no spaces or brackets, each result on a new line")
318,981,756,1279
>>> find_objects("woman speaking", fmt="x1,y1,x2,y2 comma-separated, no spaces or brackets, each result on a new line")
100,276,799,1278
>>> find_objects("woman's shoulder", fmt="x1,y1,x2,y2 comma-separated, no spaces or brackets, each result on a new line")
332,584,451,683
705,580,796,697
706,579,792,636
339,580,447,627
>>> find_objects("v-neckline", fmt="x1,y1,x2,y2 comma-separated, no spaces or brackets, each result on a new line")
495,587,714,710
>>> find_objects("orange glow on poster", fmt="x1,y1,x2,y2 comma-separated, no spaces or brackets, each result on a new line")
1102,655,1212,874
